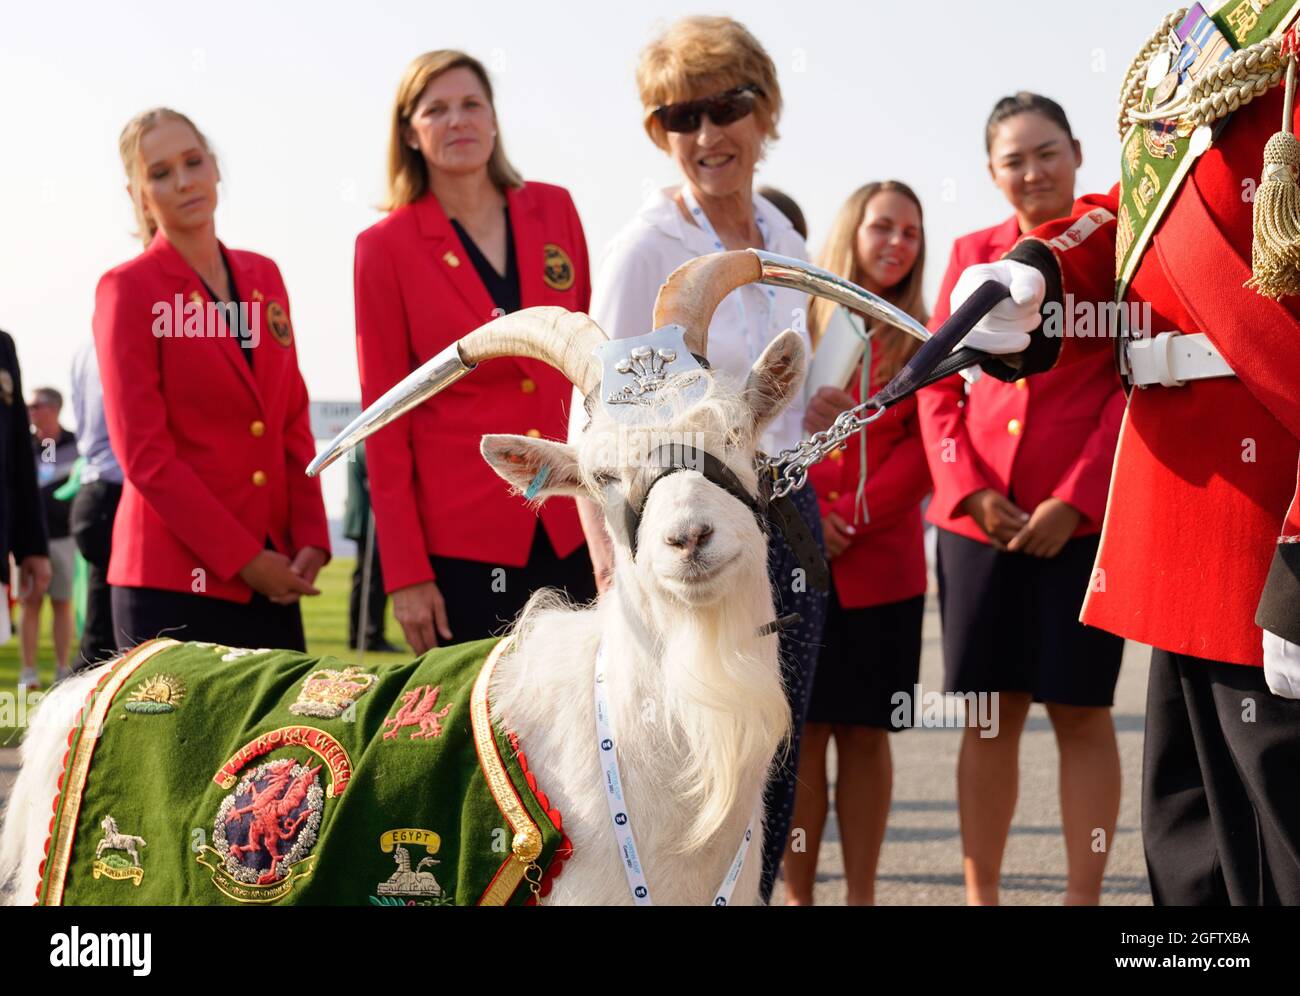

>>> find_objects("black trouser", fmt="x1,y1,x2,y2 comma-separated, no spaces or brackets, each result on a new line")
348,534,388,648
429,526,597,644
1143,648,1300,905
759,484,829,903
69,479,122,669
111,585,306,654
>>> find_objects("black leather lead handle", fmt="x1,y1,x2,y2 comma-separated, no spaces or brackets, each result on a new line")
867,280,1009,411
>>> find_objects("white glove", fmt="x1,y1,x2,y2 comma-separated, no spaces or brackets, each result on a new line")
1263,629,1300,699
948,260,1047,355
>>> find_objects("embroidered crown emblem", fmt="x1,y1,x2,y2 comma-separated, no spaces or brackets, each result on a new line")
290,666,377,719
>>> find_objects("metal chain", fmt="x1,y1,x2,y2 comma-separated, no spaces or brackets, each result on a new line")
756,401,888,499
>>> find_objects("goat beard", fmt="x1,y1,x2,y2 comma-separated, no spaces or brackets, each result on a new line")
653,547,791,854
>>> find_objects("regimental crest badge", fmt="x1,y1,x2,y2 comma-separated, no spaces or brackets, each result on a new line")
92,815,147,886
381,685,452,741
266,301,292,347
290,666,377,719
370,828,453,905
125,673,186,714
198,757,324,902
594,325,708,424
543,243,575,291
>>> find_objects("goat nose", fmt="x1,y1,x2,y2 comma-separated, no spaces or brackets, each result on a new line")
665,523,713,554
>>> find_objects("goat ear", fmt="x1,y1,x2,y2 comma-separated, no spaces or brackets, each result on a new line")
742,329,807,439
480,434,586,502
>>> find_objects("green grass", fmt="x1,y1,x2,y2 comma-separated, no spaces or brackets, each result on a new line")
0,558,409,739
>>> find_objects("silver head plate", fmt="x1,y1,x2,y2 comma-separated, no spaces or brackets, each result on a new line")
593,325,709,425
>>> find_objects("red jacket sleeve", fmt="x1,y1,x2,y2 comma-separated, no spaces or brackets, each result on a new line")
94,268,263,581
1050,380,1126,529
1009,187,1121,372
353,230,435,592
272,271,331,560
917,241,992,519
829,403,932,532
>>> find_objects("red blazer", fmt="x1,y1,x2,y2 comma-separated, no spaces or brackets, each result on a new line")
1011,83,1300,666
354,182,590,593
808,348,931,609
93,232,330,602
918,216,1125,544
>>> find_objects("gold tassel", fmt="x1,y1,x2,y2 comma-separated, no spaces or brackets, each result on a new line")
1247,53,1300,299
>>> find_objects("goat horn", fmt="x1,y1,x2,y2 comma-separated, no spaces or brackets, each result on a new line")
651,250,763,358
307,306,606,476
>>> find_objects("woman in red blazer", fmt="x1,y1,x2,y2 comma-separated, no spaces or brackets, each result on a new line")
95,108,330,652
916,93,1125,906
355,50,594,653
783,181,932,906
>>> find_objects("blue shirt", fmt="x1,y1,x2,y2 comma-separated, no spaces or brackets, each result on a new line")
70,338,123,485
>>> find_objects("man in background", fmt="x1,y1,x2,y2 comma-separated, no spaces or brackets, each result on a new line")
345,442,397,653
69,337,123,667
24,385,76,686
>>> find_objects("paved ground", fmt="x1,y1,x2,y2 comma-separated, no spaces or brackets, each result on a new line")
0,594,1151,906
770,594,1151,906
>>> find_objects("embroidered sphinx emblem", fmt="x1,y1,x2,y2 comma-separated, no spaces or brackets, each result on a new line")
290,666,377,719
382,685,453,741
92,815,147,886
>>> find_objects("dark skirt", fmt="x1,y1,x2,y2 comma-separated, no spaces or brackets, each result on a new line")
806,589,924,729
429,524,596,644
935,528,1123,707
111,585,306,653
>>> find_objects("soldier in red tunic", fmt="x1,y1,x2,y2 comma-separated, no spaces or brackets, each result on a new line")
946,3,1300,903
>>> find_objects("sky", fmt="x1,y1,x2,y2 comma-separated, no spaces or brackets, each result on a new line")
0,0,1178,517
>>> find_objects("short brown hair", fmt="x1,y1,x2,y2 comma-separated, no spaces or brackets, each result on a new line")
385,50,523,211
636,16,782,152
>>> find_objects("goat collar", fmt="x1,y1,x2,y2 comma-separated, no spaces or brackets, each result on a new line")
605,442,830,596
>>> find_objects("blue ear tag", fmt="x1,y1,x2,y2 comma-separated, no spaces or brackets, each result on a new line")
524,465,552,501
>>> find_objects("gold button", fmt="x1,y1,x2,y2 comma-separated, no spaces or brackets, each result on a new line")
828,490,841,502
520,378,536,394
250,420,266,437
252,470,267,486
525,428,541,438
1007,419,1023,436
1015,379,1027,391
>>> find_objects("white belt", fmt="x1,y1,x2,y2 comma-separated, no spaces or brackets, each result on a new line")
1122,332,1235,388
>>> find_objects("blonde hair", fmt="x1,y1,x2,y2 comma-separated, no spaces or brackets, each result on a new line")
118,107,214,248
809,182,929,390
637,16,782,152
384,50,523,210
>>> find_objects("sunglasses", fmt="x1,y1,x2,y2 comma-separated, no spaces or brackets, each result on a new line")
654,84,764,134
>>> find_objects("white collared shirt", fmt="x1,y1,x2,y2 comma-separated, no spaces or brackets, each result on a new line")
569,186,811,454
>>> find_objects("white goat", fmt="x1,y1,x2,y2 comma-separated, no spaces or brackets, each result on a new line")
0,250,806,905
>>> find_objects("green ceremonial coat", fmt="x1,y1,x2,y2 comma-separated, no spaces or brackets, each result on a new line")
36,636,569,906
